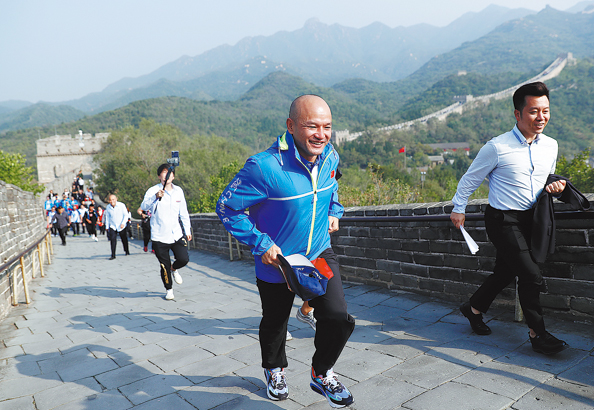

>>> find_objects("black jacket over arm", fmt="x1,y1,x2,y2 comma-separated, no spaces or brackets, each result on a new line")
531,174,591,263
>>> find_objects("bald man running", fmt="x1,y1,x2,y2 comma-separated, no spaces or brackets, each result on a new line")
217,95,355,408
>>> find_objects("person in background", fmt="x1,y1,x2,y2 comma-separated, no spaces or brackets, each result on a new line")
47,206,57,236
97,205,106,235
104,194,130,260
126,205,133,239
78,203,87,235
137,207,152,252
44,195,53,216
140,164,192,301
70,204,81,236
84,204,99,242
52,206,70,246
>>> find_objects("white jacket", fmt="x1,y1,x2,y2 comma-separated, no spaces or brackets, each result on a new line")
141,184,191,244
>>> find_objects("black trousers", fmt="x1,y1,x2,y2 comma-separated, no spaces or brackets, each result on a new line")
152,237,189,290
142,226,151,248
108,228,129,258
58,226,68,244
86,223,96,236
470,205,546,334
257,248,355,375
70,222,80,235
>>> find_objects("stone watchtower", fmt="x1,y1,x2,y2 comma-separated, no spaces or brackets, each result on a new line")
36,131,109,194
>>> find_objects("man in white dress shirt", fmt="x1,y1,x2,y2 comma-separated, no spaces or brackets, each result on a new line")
104,194,130,260
141,164,192,300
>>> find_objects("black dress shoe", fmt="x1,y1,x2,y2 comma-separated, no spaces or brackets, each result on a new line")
460,302,492,335
530,331,567,355
109,256,116,260
125,252,130,255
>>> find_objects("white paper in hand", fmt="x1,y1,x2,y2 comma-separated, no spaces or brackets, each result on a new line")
460,226,479,254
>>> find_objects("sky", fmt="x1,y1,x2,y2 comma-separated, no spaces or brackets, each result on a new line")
0,0,586,103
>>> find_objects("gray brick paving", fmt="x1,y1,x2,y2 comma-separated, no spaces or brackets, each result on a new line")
1,235,593,409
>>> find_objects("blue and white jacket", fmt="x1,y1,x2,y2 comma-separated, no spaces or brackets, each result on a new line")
216,131,344,283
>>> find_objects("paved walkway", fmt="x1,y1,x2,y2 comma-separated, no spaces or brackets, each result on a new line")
1,234,593,410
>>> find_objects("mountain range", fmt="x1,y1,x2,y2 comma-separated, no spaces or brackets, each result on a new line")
1,4,537,118
2,2,594,164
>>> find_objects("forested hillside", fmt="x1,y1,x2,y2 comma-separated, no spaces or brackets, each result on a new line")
0,66,544,167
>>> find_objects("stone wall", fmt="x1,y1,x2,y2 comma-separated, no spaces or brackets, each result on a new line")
0,181,47,319
334,199,594,322
139,197,594,323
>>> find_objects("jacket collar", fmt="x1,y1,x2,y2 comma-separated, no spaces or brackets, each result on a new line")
275,130,334,166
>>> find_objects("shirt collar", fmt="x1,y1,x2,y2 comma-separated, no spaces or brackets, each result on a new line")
512,125,541,145
300,154,320,171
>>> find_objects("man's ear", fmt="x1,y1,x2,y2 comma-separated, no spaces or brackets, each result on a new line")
286,118,294,133
514,109,521,122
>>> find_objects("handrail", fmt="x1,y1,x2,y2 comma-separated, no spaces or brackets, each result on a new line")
0,229,51,274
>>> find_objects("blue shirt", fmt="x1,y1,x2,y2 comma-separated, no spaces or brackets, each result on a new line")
452,125,558,213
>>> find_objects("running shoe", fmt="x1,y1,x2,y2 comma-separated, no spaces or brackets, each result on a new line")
286,331,293,341
310,367,353,408
165,289,174,300
264,367,288,401
172,269,183,284
297,308,317,331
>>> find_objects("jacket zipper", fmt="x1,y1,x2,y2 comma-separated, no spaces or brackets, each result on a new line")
297,150,332,256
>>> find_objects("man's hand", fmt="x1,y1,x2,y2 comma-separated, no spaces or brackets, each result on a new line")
545,179,566,195
328,216,339,233
120,224,125,230
450,212,465,229
187,234,192,241
156,189,165,199
261,244,282,268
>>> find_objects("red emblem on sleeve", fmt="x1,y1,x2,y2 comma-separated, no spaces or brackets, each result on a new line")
331,170,335,178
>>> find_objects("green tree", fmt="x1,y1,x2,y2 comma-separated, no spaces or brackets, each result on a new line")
0,150,44,194
339,164,420,207
188,161,242,213
555,148,594,192
93,119,252,215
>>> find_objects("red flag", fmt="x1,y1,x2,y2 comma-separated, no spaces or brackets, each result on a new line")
398,146,405,153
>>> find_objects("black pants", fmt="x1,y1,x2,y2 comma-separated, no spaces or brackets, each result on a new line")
58,226,68,244
152,237,189,290
470,205,546,334
142,227,151,248
86,223,96,236
108,228,129,258
257,248,355,375
70,222,80,235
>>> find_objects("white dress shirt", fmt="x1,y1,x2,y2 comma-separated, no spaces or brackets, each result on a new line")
141,183,191,244
104,201,128,232
452,125,558,213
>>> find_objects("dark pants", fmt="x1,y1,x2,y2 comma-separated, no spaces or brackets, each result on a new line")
58,227,68,244
152,237,189,290
142,227,151,248
257,248,355,375
70,222,80,235
108,228,129,258
470,205,546,334
86,223,96,236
